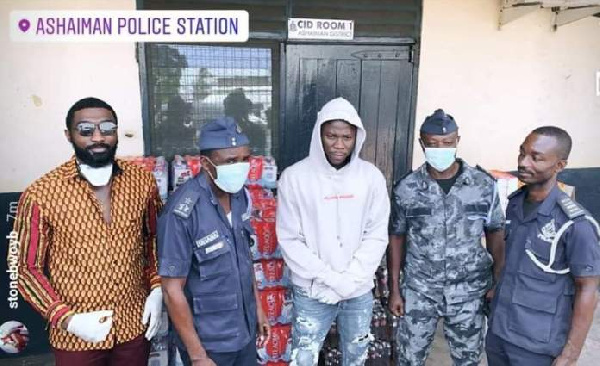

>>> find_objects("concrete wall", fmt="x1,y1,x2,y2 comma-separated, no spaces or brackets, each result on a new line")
0,0,141,192
415,0,600,171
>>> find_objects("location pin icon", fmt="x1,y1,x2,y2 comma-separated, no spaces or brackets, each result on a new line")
18,19,30,32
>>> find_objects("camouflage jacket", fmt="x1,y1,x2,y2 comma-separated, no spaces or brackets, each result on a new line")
390,160,505,304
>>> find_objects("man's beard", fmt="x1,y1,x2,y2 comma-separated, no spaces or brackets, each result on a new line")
72,141,118,168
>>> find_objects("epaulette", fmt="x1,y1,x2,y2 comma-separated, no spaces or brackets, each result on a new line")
508,186,526,200
476,165,496,181
558,195,586,219
172,190,201,219
393,170,413,187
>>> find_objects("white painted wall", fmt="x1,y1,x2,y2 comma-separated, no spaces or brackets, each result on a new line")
415,0,600,171
0,0,142,192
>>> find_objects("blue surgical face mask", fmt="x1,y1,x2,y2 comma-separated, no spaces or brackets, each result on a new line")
424,148,457,172
206,158,250,193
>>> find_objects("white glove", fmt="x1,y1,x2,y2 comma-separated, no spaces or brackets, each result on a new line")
318,270,359,299
67,310,113,343
142,288,163,340
313,283,342,305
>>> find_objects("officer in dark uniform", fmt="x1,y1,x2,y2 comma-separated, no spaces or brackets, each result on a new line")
158,117,270,366
486,126,600,366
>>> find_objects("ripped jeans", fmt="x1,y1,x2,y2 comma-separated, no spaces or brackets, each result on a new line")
291,286,373,366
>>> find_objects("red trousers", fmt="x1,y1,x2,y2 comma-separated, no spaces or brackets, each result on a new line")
53,335,150,366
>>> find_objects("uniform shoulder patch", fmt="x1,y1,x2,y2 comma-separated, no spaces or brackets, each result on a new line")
558,195,585,219
393,170,413,187
508,186,525,200
475,165,496,181
172,190,201,218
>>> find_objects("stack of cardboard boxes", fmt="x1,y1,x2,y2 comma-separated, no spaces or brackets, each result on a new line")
247,157,293,365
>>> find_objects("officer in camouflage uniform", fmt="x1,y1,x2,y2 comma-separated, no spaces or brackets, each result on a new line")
387,109,506,366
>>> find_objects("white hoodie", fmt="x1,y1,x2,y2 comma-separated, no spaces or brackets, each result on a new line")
276,97,390,301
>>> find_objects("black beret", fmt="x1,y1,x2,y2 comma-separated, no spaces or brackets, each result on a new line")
420,109,458,135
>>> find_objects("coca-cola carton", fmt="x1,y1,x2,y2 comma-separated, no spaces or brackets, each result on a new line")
247,155,264,186
246,155,278,189
171,155,192,191
259,288,293,325
261,156,278,189
260,288,284,325
251,218,280,259
254,262,267,288
253,197,277,220
248,187,276,220
248,186,271,202
153,157,169,202
254,259,290,289
257,324,292,363
171,155,202,191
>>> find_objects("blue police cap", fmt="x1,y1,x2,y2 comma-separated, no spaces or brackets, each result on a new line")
198,117,250,150
420,109,458,135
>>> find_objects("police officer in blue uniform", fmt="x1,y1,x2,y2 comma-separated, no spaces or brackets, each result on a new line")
486,126,600,366
158,117,270,366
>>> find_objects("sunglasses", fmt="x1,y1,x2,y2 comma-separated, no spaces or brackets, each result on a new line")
75,122,118,137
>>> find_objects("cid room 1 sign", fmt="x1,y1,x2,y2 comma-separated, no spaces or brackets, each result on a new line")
288,18,354,41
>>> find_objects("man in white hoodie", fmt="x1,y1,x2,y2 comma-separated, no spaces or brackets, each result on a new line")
277,97,390,365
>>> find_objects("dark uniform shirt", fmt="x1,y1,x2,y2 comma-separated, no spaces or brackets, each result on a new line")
490,185,600,357
390,160,505,305
157,172,257,353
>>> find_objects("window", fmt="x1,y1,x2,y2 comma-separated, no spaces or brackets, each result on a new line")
144,44,278,159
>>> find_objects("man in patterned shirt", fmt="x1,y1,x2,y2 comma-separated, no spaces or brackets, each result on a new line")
13,97,163,365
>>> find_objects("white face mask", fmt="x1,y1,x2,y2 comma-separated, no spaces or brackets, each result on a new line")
424,148,457,172
78,162,113,186
205,158,250,193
